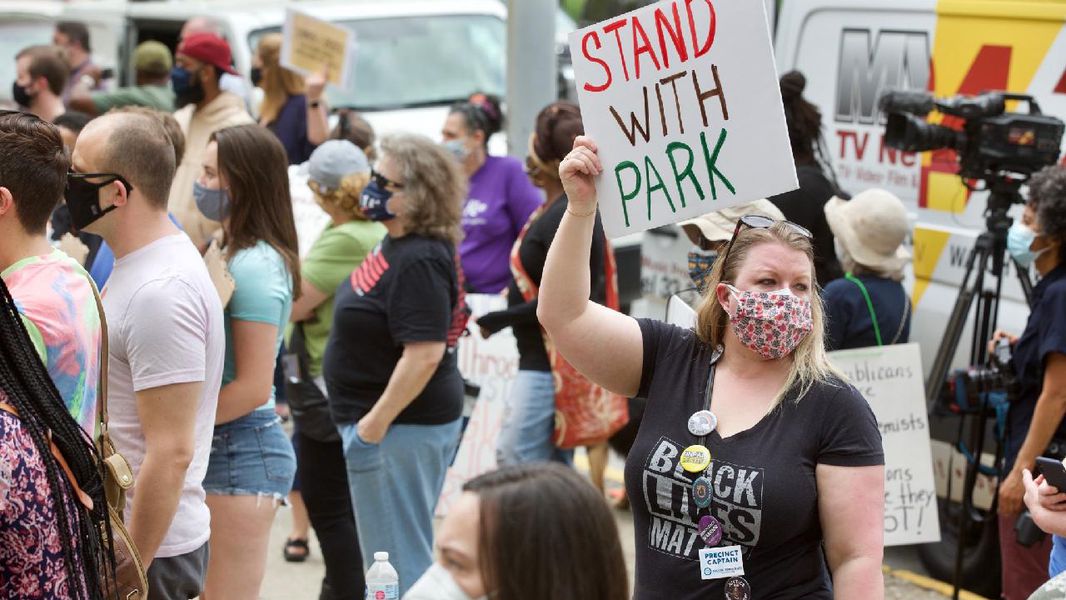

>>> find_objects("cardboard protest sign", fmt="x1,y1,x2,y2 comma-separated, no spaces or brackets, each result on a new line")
569,0,797,239
829,343,941,546
437,294,519,515
281,8,354,88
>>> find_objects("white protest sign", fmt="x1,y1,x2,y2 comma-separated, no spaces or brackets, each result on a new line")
568,0,797,239
436,294,519,515
281,7,355,88
829,343,942,546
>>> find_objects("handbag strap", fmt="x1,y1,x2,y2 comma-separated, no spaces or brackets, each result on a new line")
88,280,111,446
0,401,94,511
890,291,911,345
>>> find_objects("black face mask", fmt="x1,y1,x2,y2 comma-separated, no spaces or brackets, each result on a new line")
250,66,262,88
64,172,133,231
172,67,205,109
11,81,33,108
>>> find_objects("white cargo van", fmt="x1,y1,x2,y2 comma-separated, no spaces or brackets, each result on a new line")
773,0,1066,593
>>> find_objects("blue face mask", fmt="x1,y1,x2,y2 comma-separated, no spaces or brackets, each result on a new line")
360,180,396,222
193,181,231,221
1007,222,1048,268
442,139,470,162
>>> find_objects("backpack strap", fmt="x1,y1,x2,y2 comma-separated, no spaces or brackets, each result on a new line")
87,280,110,451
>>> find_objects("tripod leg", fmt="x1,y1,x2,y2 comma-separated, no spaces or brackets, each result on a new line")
927,243,987,407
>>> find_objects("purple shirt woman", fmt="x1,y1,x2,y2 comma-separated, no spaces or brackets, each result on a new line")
443,94,543,293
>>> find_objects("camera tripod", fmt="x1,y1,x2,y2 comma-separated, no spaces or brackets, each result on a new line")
922,179,1033,599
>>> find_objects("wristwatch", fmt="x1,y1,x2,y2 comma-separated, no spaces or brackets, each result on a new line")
309,100,322,109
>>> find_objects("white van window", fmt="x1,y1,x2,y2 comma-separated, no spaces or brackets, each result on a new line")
250,14,505,111
0,20,56,104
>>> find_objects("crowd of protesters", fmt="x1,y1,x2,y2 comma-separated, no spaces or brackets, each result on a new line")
9,13,1066,600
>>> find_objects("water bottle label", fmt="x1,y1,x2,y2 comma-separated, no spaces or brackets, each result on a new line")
366,584,399,600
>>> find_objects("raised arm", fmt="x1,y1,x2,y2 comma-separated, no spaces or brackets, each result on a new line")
537,136,642,397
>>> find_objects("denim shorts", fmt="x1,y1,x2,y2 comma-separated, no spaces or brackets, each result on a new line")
203,409,296,500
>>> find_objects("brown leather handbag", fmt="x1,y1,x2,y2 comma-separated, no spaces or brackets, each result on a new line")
90,283,149,600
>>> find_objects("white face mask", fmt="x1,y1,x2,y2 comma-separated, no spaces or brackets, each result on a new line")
403,563,486,600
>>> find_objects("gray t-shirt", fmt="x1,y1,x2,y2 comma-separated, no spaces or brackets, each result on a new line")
102,232,225,558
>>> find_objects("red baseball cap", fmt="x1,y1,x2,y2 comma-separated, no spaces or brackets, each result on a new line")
177,33,238,75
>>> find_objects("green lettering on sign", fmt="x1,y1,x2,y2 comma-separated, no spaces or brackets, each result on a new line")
614,161,641,228
700,128,736,200
666,141,703,208
644,155,675,220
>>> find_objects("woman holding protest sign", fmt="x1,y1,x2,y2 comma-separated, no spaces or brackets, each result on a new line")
537,135,885,598
443,94,544,293
254,33,329,165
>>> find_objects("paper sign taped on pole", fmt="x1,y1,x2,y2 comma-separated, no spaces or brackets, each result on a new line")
829,343,941,546
568,0,797,239
281,7,355,88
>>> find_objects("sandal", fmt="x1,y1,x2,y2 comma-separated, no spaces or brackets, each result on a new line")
283,537,310,563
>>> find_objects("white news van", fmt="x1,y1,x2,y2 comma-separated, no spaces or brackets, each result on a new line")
773,0,1065,592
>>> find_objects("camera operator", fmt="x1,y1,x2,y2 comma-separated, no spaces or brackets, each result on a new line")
989,165,1066,599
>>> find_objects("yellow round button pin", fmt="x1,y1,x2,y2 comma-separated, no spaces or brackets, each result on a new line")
680,444,712,473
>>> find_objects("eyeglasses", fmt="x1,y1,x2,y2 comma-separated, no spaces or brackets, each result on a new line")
370,169,403,190
719,214,813,271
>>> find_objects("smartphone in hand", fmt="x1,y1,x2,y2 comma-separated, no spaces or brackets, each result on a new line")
1036,456,1066,491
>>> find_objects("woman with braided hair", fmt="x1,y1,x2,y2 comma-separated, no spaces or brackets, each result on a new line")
0,275,115,599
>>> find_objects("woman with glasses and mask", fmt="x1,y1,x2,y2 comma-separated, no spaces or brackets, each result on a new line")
477,101,612,470
442,93,544,293
988,165,1066,599
324,133,467,596
195,124,301,599
536,137,886,599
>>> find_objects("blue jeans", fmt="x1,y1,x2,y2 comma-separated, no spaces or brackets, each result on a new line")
495,370,574,466
339,419,461,596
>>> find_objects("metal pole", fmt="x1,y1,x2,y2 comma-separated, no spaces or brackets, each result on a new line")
506,0,558,159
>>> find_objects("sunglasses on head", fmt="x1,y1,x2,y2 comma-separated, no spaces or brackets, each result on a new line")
719,214,813,269
370,169,403,190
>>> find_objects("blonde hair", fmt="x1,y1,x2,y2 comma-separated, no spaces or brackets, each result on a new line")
381,133,465,245
308,171,370,221
695,222,841,406
257,33,306,125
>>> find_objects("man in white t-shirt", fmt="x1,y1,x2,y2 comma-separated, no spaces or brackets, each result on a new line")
66,111,224,599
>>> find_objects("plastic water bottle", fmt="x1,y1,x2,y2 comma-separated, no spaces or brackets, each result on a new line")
365,551,399,600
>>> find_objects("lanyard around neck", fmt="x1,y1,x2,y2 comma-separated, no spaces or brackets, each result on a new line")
845,272,883,347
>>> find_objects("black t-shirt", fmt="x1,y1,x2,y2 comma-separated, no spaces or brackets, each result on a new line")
627,319,884,600
768,165,844,287
823,274,911,350
1007,263,1066,470
477,195,607,371
324,234,464,426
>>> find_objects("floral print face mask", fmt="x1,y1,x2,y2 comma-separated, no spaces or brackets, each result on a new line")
724,284,813,360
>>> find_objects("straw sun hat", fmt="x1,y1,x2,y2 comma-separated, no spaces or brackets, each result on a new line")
824,189,911,273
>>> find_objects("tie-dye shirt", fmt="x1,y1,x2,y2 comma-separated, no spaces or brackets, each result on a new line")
2,249,100,433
